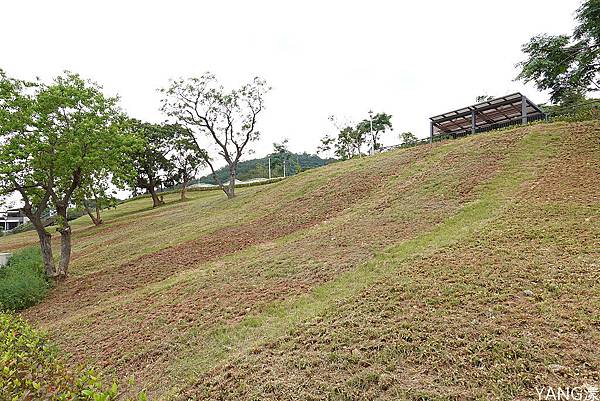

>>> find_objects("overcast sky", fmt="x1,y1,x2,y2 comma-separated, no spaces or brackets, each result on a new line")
2,0,579,163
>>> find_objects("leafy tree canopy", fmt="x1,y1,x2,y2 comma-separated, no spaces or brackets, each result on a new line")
517,0,600,103
319,112,393,159
119,120,178,207
357,112,393,152
399,131,418,146
0,69,128,278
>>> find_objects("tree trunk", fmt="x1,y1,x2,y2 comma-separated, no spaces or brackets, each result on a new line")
180,180,188,200
148,186,164,207
22,206,57,277
57,226,72,278
94,202,103,225
84,203,102,226
36,227,56,277
55,205,71,279
227,166,236,199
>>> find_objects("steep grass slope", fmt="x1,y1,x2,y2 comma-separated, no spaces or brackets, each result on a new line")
2,121,599,400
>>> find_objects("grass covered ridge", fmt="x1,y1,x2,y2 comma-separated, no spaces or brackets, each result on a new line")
0,121,598,399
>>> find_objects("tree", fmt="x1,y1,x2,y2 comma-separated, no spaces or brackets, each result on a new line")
73,115,133,226
168,125,206,200
318,127,356,160
271,139,291,176
399,131,418,147
0,70,124,278
320,112,393,160
516,0,600,103
345,126,365,157
159,73,270,199
317,133,335,157
357,112,393,152
121,121,180,208
292,155,302,175
236,161,268,180
328,116,365,159
73,173,118,226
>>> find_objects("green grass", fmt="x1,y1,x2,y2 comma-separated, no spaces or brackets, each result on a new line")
0,121,598,400
163,127,560,397
0,247,49,311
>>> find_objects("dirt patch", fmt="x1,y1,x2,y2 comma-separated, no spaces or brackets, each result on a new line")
0,239,39,253
24,146,430,323
20,127,535,398
179,124,600,401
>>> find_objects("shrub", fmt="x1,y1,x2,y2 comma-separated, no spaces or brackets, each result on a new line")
0,311,125,400
0,247,49,311
543,99,600,122
550,106,600,122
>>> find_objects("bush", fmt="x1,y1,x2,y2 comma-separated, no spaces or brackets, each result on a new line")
0,247,49,311
550,106,600,122
543,99,600,122
0,311,124,400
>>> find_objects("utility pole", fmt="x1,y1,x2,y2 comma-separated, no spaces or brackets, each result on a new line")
268,157,271,179
283,160,286,178
369,110,374,154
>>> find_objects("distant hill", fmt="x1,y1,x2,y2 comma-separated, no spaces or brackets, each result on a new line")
193,152,335,184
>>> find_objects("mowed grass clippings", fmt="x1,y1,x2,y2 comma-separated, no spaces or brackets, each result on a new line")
0,121,596,399
23,138,437,323
178,123,600,400
64,127,536,394
22,127,526,397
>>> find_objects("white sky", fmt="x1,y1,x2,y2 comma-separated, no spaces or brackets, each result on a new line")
1,0,579,165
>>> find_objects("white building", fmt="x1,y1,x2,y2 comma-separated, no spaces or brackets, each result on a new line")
0,209,29,231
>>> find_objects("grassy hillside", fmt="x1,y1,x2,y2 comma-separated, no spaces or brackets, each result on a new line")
2,121,599,400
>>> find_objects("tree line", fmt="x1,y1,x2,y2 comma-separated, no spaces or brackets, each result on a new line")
317,112,421,159
0,0,596,281
0,71,269,278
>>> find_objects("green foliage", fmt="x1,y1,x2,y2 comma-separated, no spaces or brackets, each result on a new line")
117,120,195,206
320,112,393,159
0,311,147,400
268,139,303,177
542,98,600,122
321,116,364,159
516,0,600,103
195,152,332,184
166,124,207,194
0,248,48,311
357,112,393,151
0,69,129,277
399,131,418,147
